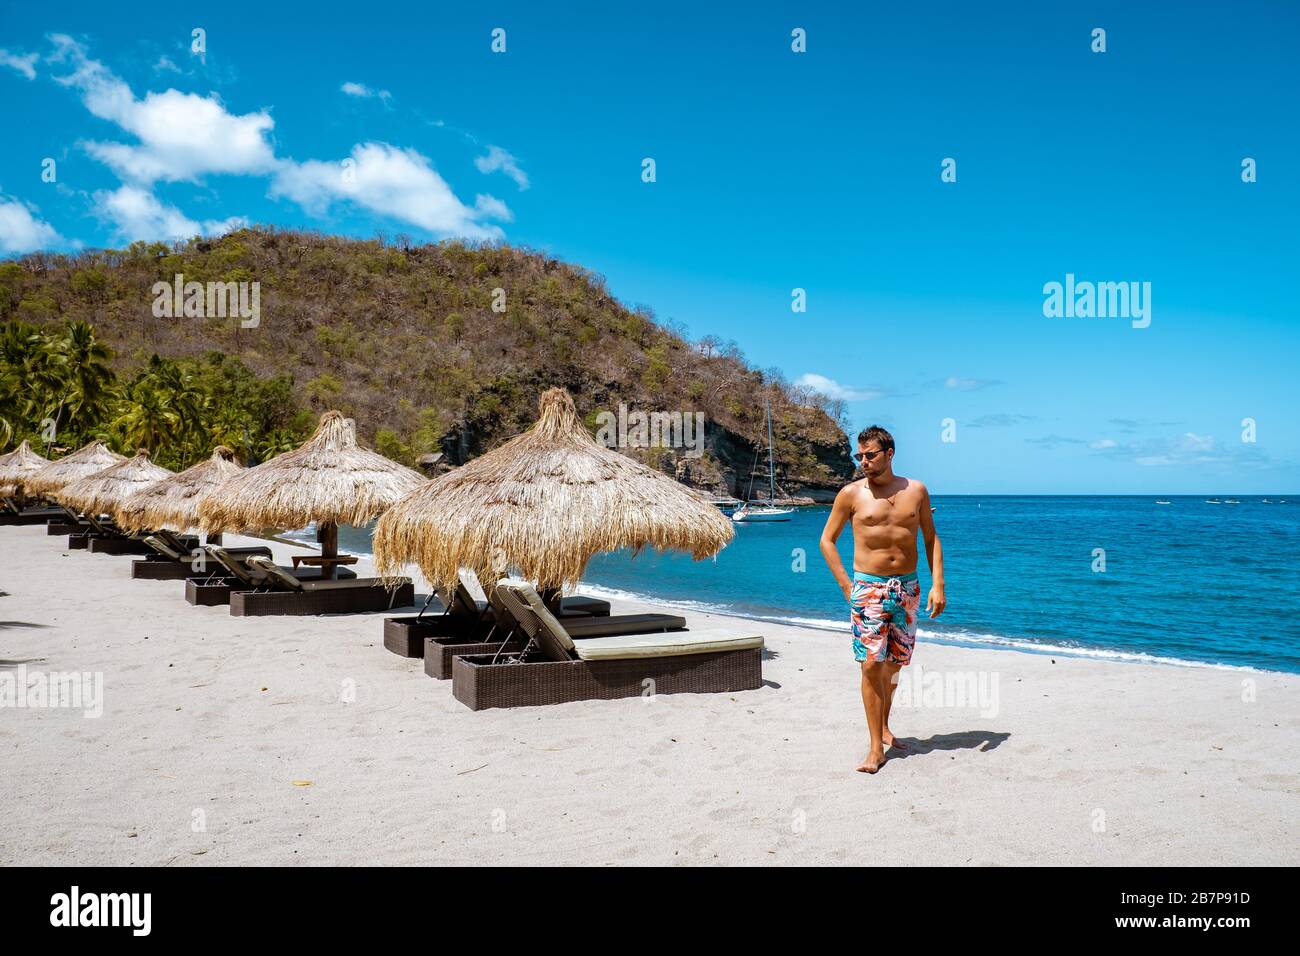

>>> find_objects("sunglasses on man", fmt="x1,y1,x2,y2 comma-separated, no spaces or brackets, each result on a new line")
853,449,885,463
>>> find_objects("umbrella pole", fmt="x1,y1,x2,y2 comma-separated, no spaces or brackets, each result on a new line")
318,521,338,580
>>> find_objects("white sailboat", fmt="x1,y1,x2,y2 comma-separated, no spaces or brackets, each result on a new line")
733,399,794,523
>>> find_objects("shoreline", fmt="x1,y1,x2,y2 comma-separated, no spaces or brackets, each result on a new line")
571,581,1288,676
279,528,1290,677
2,524,1296,866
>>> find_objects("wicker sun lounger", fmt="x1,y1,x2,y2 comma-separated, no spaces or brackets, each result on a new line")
62,512,160,554
450,583,763,710
382,583,491,658
230,556,414,617
418,584,689,680
183,545,356,605
426,580,691,686
383,572,610,660
63,510,110,549
46,505,92,535
0,503,65,526
88,521,191,556
131,534,273,581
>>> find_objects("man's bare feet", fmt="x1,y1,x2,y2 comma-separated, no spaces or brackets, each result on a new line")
856,749,887,773
882,729,908,751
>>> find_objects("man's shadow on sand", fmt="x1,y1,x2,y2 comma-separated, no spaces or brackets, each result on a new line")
887,730,1010,760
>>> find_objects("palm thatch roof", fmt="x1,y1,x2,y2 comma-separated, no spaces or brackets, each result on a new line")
57,449,175,518
0,440,53,497
198,411,426,534
23,440,127,497
373,387,735,593
116,445,245,534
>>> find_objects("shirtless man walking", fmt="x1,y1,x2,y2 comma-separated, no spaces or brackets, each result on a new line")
819,426,945,774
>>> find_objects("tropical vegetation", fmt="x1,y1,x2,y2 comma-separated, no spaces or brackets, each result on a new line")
0,319,311,469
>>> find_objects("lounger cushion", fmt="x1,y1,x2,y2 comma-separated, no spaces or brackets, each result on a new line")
563,614,687,638
245,556,305,590
152,537,270,564
516,585,577,653
571,629,764,661
207,546,259,585
298,577,390,592
245,556,384,593
145,534,185,560
554,595,610,617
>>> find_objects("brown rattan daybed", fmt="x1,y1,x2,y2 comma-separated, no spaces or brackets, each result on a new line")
46,504,92,535
60,511,164,555
382,572,610,659
184,545,356,605
0,502,66,526
414,578,687,679
131,533,273,580
229,556,413,617
450,583,763,710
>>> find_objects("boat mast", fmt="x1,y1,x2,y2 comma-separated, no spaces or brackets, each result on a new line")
743,448,759,505
766,398,776,503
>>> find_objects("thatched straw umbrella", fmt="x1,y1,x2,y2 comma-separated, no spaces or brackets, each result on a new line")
0,439,53,500
58,449,174,521
198,411,425,577
373,387,735,603
116,445,245,538
23,440,126,499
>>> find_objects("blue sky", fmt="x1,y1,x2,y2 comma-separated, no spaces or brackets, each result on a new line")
1,1,1296,493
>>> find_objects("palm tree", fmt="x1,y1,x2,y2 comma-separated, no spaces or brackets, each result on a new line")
113,383,175,455
255,428,301,463
0,321,55,449
53,321,116,440
130,355,209,467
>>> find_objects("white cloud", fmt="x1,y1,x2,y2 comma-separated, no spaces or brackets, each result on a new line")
474,145,529,190
943,376,998,391
0,195,62,253
49,34,277,186
203,215,251,236
39,37,508,244
0,48,38,80
1176,432,1215,453
1078,430,1235,468
341,81,391,104
473,193,513,222
1027,434,1087,447
271,143,510,240
153,55,181,74
92,185,199,241
91,185,245,242
969,414,1035,428
795,373,883,402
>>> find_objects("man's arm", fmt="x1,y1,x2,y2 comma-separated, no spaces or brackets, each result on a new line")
917,483,945,618
819,484,855,601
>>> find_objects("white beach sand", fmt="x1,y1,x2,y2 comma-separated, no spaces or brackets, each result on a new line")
1,523,1296,866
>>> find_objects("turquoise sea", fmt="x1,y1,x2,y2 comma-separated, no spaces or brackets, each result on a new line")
310,496,1300,674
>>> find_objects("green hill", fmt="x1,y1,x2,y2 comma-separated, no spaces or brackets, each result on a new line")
0,228,853,499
